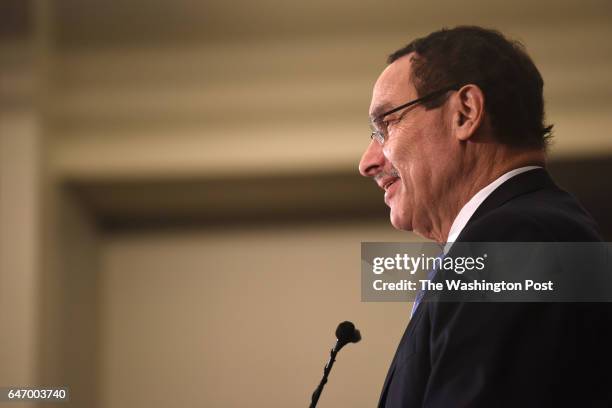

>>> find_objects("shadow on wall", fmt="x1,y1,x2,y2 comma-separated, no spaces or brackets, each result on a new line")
64,155,612,239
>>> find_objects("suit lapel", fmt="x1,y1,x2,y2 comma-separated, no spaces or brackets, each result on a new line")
377,305,426,407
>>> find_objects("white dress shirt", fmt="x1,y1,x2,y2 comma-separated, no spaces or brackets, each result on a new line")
443,166,542,255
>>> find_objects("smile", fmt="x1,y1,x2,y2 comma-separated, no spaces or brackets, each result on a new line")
383,178,398,191
383,177,400,205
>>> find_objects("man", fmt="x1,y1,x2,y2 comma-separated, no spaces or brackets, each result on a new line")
359,26,611,407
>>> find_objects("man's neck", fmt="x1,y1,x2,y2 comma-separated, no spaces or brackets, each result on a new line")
431,148,546,243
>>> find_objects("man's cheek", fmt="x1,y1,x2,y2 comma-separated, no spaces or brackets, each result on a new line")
383,140,408,161
382,146,395,161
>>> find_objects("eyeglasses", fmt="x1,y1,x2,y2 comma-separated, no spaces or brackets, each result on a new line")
369,84,461,145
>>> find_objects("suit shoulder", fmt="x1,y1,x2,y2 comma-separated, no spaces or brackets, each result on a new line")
460,189,602,242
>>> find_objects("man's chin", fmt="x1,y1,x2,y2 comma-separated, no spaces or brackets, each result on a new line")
389,209,412,231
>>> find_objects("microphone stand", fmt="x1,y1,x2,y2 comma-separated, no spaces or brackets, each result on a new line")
309,341,340,408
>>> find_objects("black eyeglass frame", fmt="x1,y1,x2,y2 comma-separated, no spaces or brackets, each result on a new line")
369,83,463,143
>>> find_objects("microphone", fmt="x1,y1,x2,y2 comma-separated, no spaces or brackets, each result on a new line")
309,321,361,408
334,321,362,352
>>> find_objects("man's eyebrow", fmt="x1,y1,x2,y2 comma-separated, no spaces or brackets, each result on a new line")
370,103,394,120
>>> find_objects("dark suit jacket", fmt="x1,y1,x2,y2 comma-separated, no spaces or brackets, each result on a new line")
378,168,612,407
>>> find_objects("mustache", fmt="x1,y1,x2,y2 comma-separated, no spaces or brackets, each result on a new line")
374,168,400,183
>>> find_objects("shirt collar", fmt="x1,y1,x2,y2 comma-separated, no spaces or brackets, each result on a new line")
443,166,542,255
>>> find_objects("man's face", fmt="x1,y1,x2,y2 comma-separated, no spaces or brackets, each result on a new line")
359,54,457,235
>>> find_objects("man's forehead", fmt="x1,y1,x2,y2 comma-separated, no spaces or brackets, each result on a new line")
370,54,416,117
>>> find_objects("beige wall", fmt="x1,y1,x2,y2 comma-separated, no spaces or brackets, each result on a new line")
38,184,100,407
50,22,612,181
0,115,40,408
99,221,409,407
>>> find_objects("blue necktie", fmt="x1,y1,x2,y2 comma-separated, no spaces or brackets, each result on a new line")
410,253,443,318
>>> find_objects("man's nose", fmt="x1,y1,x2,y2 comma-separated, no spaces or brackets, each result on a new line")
359,140,385,177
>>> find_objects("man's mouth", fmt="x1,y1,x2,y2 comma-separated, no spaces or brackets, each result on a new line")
383,177,401,206
383,178,399,191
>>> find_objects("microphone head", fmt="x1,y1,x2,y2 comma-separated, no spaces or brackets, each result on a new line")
335,321,361,351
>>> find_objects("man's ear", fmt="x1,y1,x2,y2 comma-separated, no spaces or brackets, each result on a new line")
453,84,485,142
